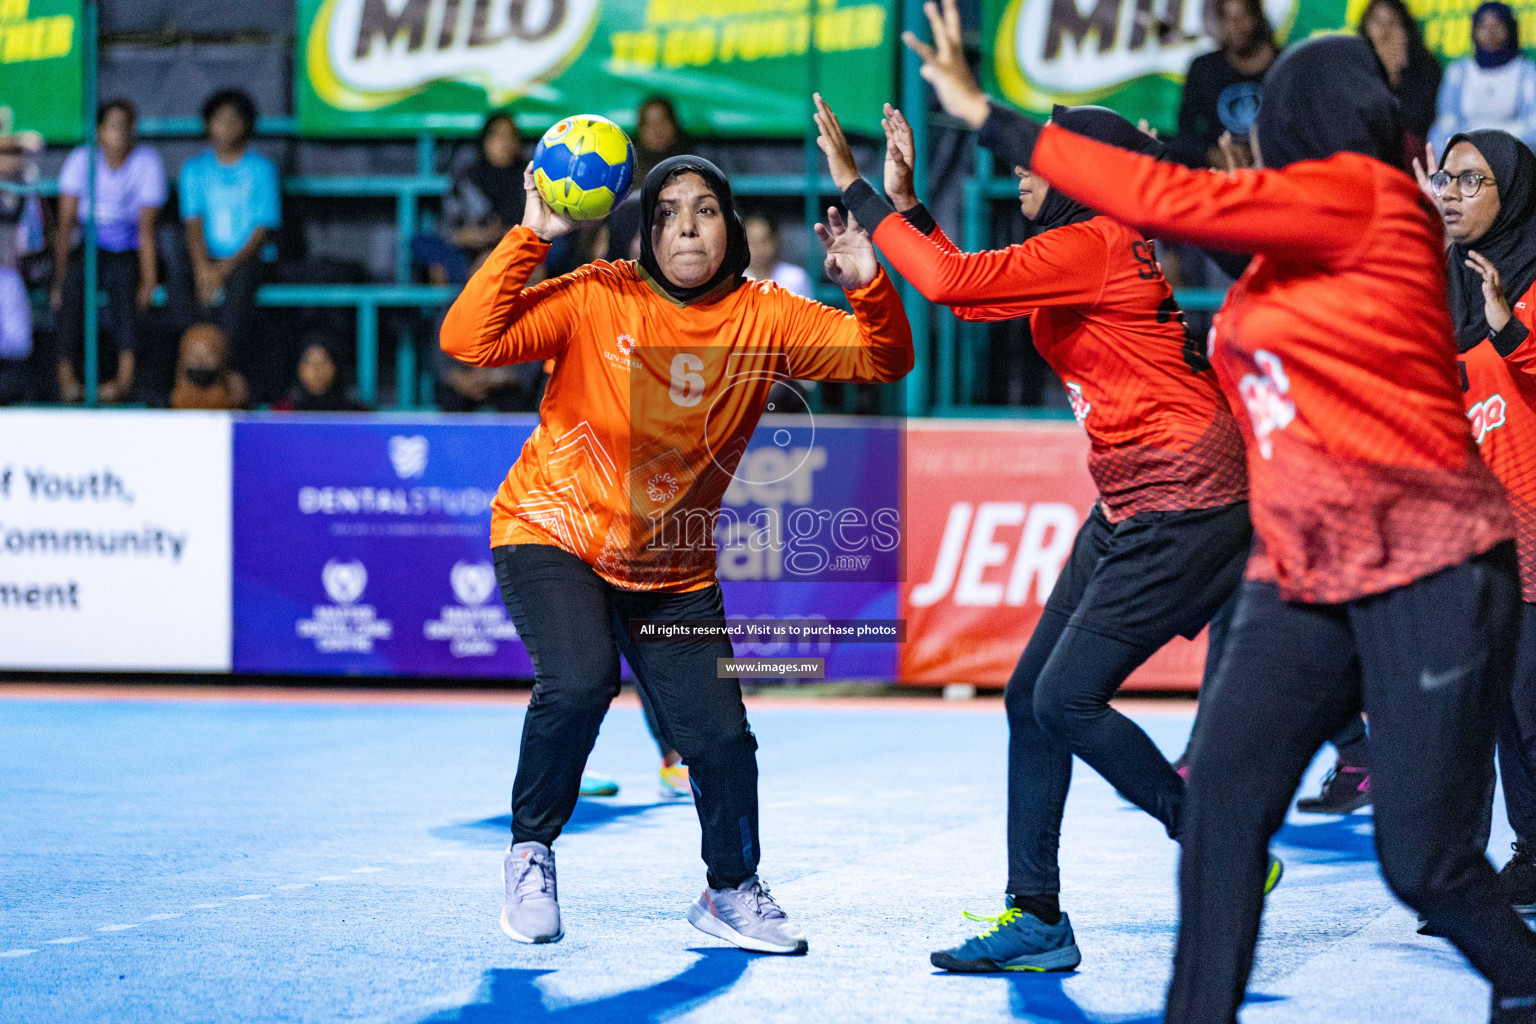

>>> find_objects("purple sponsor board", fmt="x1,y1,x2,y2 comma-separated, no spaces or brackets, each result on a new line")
232,415,901,679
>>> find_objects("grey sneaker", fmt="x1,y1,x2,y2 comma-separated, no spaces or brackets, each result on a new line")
501,841,562,943
687,875,807,955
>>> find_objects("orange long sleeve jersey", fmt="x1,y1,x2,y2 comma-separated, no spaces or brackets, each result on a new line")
439,225,914,592
862,202,1246,522
1460,292,1536,601
1031,123,1513,603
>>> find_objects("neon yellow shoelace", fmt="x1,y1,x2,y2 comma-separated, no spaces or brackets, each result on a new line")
962,907,1022,939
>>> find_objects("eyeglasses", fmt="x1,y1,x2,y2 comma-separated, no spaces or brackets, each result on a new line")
1430,170,1495,198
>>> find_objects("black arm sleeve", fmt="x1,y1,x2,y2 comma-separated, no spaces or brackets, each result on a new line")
902,202,938,236
1492,315,1531,357
976,101,1045,171
841,177,896,234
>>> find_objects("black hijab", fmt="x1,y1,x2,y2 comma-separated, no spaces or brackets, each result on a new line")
1474,2,1520,69
1252,35,1404,171
637,155,751,305
1441,130,1536,351
1034,104,1167,232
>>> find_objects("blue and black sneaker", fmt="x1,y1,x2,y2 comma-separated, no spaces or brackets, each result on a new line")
930,906,1082,973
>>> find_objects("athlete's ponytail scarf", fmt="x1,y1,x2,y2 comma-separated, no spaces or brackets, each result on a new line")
637,154,752,305
1033,105,1167,234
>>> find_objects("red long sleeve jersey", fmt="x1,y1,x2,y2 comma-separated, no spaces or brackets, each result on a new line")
440,226,914,592
1460,294,1536,601
1033,125,1512,603
870,210,1246,522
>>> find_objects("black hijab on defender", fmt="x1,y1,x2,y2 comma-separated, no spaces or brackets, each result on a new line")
637,154,752,304
1033,104,1166,232
1251,34,1404,171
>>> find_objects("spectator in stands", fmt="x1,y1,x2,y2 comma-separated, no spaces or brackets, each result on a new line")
435,259,548,413
173,89,281,399
1431,2,1536,154
744,215,813,298
1360,0,1442,155
169,322,247,410
52,99,165,404
0,130,42,405
1167,0,1278,169
274,336,364,412
634,96,688,181
441,111,526,270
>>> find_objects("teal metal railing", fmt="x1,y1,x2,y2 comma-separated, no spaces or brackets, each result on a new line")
48,3,1223,414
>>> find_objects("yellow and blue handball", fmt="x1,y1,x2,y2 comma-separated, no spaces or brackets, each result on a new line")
532,114,636,221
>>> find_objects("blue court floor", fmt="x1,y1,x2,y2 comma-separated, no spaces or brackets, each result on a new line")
0,688,1520,1024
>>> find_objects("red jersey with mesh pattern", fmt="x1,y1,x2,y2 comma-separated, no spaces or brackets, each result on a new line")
1032,126,1512,603
1460,294,1536,601
870,210,1246,522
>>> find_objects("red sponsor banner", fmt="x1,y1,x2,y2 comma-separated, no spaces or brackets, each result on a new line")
899,420,1206,690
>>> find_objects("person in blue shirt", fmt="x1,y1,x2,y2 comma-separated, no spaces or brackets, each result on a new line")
171,89,281,399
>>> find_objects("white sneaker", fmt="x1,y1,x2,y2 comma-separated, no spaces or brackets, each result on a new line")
501,841,562,943
687,875,807,954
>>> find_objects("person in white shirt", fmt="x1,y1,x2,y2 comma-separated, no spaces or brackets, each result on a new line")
50,99,166,404
1431,2,1536,154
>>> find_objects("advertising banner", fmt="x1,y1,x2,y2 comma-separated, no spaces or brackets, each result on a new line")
716,415,903,680
981,0,1398,135
0,410,232,671
233,416,536,677
0,0,83,143
233,415,902,679
898,420,1207,689
296,0,897,138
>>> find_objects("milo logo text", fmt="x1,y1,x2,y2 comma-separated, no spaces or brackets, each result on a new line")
310,0,600,108
996,0,1292,99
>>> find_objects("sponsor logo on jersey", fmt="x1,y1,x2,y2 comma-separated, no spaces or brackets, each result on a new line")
1469,393,1508,444
1064,381,1091,427
1237,349,1295,460
603,333,641,370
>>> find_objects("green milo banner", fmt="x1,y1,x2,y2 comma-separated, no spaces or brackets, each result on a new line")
983,0,1530,137
296,0,897,137
0,0,83,143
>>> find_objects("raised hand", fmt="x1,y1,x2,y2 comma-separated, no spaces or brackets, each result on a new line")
815,207,878,290
1412,139,1439,206
882,103,919,212
520,165,578,242
902,0,988,129
813,93,861,191
1465,250,1513,332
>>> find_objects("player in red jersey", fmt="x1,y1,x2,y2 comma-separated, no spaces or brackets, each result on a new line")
1432,129,1536,914
814,96,1257,972
905,9,1536,1021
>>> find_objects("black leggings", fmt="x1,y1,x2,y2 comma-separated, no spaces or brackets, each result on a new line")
493,543,759,889
1167,545,1536,1024
1006,502,1250,896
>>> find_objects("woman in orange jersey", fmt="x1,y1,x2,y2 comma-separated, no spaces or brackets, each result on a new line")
906,10,1536,1020
439,155,912,954
814,97,1255,974
1433,129,1536,915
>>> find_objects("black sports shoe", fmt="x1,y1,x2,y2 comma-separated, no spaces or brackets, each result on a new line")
1499,842,1536,913
1295,763,1371,814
